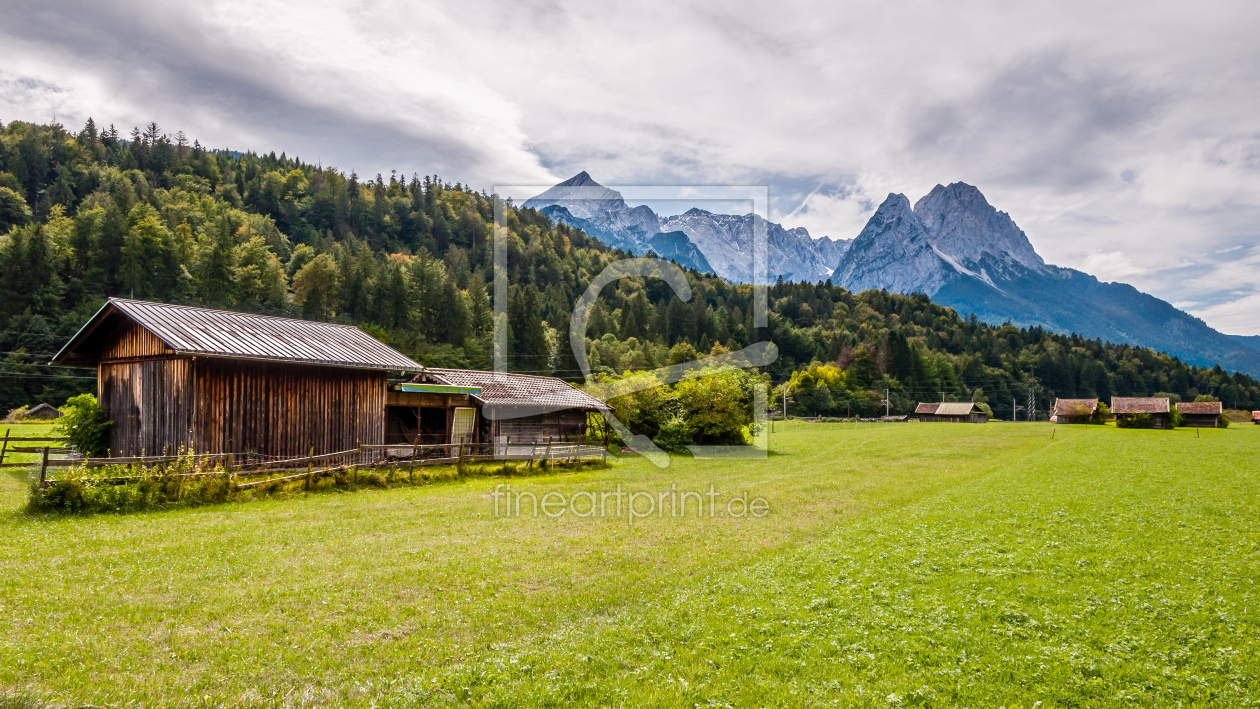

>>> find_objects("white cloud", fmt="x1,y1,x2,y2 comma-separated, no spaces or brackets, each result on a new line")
1190,294,1260,337
3,0,1260,330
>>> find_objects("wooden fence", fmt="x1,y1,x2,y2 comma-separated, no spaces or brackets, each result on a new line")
3,431,608,491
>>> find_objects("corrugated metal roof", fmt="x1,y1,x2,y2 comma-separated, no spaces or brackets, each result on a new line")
1111,397,1170,414
1177,401,1222,415
421,368,610,411
1054,398,1099,417
53,298,422,372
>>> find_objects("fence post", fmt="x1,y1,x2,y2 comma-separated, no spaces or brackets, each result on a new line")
306,446,314,489
0,427,9,466
39,446,49,484
544,436,554,470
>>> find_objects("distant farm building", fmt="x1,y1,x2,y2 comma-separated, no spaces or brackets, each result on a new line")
24,403,62,420
52,298,607,458
1177,401,1223,428
1254,411,1260,425
915,402,989,423
1111,397,1171,429
1052,398,1098,424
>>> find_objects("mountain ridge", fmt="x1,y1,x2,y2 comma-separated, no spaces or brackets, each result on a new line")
830,183,1260,375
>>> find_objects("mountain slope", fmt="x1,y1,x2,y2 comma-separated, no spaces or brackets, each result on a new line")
526,173,849,283
831,182,1260,375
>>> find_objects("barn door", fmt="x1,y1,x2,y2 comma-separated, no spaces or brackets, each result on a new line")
451,407,477,445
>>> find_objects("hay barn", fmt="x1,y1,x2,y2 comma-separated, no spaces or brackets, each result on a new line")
1177,401,1223,428
914,402,989,423
1052,398,1099,424
24,403,62,420
51,298,609,458
1111,397,1171,429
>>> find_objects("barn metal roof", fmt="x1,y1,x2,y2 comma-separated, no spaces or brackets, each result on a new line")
419,368,610,411
1176,401,1222,415
52,298,423,372
1111,397,1170,414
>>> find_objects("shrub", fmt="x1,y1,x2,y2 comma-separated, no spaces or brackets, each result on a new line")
54,394,113,457
1089,401,1112,425
3,405,29,423
1218,414,1231,429
652,416,692,454
1170,406,1185,429
1116,413,1153,429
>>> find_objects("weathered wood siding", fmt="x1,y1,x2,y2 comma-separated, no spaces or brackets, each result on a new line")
101,322,172,360
490,408,587,443
189,358,385,456
100,358,194,456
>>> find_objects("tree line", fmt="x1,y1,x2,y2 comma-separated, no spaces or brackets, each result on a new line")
2,118,1258,419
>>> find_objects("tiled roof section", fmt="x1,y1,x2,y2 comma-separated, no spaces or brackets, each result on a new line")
1054,399,1099,417
1111,397,1170,414
421,368,610,411
1177,401,1222,415
54,298,422,371
935,402,980,416
915,403,940,415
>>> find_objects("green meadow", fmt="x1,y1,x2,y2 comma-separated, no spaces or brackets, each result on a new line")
1,421,1258,707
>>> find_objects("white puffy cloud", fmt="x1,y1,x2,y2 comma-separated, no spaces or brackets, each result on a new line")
3,0,1259,330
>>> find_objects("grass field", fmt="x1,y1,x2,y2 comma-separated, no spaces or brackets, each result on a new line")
1,421,1258,707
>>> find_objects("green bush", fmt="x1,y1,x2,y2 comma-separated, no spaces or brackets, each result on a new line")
652,416,692,454
54,394,113,457
1089,401,1112,425
1170,406,1185,428
1116,413,1153,429
1218,414,1231,429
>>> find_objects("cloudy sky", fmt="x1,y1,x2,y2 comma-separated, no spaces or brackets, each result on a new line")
3,0,1259,333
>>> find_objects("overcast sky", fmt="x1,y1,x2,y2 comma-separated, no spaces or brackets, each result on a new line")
3,0,1258,333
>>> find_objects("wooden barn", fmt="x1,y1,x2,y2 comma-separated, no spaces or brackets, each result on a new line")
51,298,424,457
393,368,609,445
1254,411,1260,425
24,403,62,420
915,402,989,423
1177,401,1222,428
1111,397,1171,429
51,298,611,458
1051,398,1099,424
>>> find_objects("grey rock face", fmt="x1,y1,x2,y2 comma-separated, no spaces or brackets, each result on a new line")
831,193,958,295
913,182,1044,275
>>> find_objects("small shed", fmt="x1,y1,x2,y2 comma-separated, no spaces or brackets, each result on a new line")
1052,399,1098,424
1254,411,1260,425
915,402,988,423
1111,397,1171,429
51,298,423,457
397,368,610,445
1177,401,1222,428
25,403,62,420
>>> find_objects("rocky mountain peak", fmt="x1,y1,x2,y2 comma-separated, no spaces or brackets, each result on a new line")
522,172,626,219
913,182,1044,272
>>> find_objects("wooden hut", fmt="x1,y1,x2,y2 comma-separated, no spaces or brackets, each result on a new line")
1052,398,1098,424
24,403,62,420
1177,401,1222,428
394,368,610,445
915,402,988,423
51,298,423,457
1254,411,1260,425
1111,397,1171,429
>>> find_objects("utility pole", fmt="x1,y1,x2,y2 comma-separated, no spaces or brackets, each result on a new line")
1026,376,1040,422
882,388,891,418
1012,397,1025,422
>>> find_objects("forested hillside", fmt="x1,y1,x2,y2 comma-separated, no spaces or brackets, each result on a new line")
2,118,1258,418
